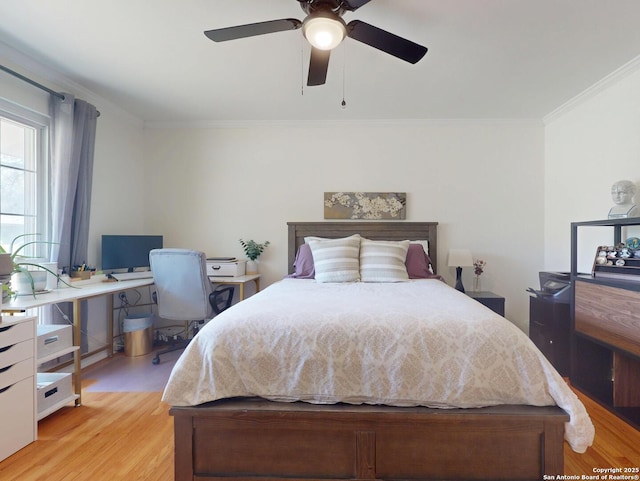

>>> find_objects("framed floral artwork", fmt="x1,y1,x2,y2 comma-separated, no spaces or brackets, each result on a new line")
324,192,407,220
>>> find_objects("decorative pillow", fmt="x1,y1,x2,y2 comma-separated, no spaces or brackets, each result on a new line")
360,239,410,282
411,240,429,257
308,235,361,283
288,243,315,279
405,243,434,279
304,236,329,243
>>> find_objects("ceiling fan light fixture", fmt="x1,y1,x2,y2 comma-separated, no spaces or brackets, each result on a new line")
302,13,346,50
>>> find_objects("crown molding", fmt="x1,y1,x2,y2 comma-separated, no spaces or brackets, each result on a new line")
543,54,640,125
144,118,542,130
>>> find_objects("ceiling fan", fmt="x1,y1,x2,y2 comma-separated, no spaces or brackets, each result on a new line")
204,0,428,86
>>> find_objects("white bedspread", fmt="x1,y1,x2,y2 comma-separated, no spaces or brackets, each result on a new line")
162,278,594,453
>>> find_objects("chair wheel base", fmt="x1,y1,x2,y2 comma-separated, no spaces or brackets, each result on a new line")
152,355,160,365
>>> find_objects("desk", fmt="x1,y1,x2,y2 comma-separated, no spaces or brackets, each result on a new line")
1,277,154,406
209,274,260,300
1,274,260,407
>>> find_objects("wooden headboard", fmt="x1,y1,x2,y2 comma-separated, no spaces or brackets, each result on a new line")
287,221,439,275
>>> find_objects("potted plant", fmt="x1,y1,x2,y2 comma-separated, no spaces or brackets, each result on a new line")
239,239,270,274
0,234,71,298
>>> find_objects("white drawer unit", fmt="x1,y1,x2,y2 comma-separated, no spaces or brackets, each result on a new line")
35,322,79,418
0,320,34,350
37,324,73,362
35,323,79,420
0,377,36,461
0,358,33,389
0,338,33,367
0,315,37,461
36,372,74,419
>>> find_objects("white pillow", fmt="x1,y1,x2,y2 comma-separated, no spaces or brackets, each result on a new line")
308,235,361,283
360,238,410,282
304,236,328,243
411,240,429,256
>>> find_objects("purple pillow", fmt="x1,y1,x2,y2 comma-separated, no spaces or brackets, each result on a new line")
405,243,434,279
287,243,316,279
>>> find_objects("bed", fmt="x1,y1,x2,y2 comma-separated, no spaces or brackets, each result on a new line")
165,221,593,481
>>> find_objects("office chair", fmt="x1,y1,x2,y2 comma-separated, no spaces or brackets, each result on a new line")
149,248,234,365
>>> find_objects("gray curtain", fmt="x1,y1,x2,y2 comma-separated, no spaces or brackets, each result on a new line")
46,94,98,347
49,94,98,270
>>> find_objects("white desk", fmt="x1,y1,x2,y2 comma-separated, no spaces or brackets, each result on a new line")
1,277,154,406
209,273,260,300
1,274,260,406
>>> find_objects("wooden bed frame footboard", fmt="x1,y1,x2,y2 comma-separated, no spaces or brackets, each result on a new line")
170,399,568,481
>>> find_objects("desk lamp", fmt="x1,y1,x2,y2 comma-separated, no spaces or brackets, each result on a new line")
447,249,473,293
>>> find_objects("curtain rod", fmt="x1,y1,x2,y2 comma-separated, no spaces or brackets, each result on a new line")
0,63,100,117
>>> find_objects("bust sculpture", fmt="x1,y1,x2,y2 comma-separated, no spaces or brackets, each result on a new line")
608,180,638,219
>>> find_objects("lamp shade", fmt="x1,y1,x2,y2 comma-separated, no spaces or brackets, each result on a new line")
447,249,473,268
302,14,346,50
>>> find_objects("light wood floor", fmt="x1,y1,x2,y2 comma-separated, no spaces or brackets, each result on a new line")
0,391,173,481
565,389,640,474
0,372,638,480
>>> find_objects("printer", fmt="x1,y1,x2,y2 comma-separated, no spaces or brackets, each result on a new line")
206,258,246,277
526,271,572,304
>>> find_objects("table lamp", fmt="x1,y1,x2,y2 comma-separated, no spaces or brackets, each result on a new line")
447,249,473,293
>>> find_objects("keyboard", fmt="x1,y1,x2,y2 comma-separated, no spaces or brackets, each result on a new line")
111,271,154,281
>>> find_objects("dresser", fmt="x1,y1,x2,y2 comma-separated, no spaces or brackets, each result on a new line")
571,218,640,429
0,315,37,461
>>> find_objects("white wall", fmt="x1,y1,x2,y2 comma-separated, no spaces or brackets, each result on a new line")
143,120,545,332
544,63,640,273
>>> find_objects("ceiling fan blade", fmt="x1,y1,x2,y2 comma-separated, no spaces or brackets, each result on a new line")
307,47,331,86
346,20,427,64
204,18,301,42
342,0,372,11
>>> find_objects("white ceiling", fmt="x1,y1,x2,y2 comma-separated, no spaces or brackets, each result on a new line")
1,0,640,123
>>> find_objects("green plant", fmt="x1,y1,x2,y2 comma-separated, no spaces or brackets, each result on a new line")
239,239,270,261
0,234,72,296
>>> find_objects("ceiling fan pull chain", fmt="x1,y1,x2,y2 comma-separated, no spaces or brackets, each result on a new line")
341,42,347,109
300,35,305,96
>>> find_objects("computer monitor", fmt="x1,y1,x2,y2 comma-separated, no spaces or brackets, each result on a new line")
101,235,163,272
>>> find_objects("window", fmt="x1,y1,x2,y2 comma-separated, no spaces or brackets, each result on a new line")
0,100,49,258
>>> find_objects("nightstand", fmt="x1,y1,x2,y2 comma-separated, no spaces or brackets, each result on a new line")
528,296,570,377
466,291,505,316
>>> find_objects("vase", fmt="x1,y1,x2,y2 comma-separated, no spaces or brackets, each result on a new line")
473,275,481,292
0,253,13,276
246,259,259,275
